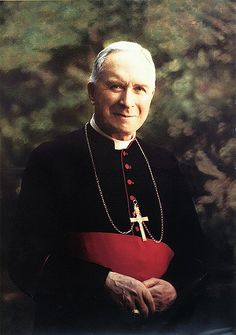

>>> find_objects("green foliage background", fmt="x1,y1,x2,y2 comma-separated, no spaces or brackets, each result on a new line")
1,0,235,261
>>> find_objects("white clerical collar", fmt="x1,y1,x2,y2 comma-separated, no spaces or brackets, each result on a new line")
90,114,136,150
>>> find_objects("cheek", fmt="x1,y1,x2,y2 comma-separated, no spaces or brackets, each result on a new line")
99,94,118,109
139,96,153,111
96,100,110,114
139,101,151,116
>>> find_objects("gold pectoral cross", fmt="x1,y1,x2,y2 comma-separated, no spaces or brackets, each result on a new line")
130,202,149,241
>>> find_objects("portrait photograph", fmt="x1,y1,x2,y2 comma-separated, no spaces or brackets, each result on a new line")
1,1,235,334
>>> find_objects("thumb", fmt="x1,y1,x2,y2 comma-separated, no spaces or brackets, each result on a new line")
143,277,160,289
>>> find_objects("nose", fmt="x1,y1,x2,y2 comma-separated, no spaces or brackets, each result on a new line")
120,88,135,108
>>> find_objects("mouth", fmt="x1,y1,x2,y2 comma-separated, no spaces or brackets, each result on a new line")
114,113,136,118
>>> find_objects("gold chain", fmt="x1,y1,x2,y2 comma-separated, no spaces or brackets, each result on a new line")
85,123,164,243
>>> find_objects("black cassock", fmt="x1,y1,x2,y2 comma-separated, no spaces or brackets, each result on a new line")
8,124,207,334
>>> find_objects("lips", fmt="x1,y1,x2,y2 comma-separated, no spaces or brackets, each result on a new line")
114,113,136,118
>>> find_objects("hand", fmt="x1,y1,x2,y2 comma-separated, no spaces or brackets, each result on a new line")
143,278,177,312
105,272,155,318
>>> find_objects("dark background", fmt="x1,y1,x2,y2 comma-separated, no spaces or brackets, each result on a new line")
1,1,235,334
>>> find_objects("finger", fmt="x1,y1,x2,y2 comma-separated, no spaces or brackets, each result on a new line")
122,294,137,313
152,295,169,313
152,293,164,311
154,293,176,312
151,288,171,311
152,297,159,311
150,281,177,297
135,297,149,318
151,289,175,304
143,277,160,288
142,287,156,315
149,286,166,303
125,297,142,318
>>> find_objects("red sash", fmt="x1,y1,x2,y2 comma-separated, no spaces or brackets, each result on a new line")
66,232,174,281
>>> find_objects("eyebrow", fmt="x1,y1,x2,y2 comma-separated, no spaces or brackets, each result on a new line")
105,77,125,84
105,77,150,88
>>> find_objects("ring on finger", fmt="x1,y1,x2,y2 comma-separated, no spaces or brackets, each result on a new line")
132,308,140,315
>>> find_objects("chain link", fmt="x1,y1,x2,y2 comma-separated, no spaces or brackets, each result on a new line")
85,123,164,242
135,139,164,243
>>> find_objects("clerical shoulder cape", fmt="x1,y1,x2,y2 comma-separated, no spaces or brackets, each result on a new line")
8,124,206,333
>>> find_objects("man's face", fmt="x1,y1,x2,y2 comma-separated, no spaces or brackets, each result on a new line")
88,51,155,140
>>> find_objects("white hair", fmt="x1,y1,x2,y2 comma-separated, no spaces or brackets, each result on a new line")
89,41,156,85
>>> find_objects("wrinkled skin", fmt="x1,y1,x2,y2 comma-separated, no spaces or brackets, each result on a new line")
105,272,177,317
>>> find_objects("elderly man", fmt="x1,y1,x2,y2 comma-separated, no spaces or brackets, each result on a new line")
8,41,206,334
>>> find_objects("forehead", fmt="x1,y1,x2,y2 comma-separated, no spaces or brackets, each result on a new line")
99,51,156,86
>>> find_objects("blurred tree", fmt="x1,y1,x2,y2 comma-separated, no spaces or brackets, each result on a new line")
141,0,236,256
0,0,235,259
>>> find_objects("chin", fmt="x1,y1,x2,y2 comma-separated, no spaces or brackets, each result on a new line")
118,130,136,140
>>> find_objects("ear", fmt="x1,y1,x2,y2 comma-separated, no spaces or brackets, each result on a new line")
87,82,96,105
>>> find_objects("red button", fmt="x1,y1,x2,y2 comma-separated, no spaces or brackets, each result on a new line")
135,226,140,232
127,179,134,185
125,163,132,170
130,195,135,201
123,151,128,156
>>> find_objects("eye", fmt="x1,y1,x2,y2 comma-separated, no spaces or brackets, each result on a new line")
134,86,146,93
109,83,123,91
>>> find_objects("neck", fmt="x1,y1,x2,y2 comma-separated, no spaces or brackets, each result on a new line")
110,133,133,141
95,121,133,141
90,115,135,150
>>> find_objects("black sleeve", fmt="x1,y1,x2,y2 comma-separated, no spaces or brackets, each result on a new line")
7,143,110,302
162,161,208,299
